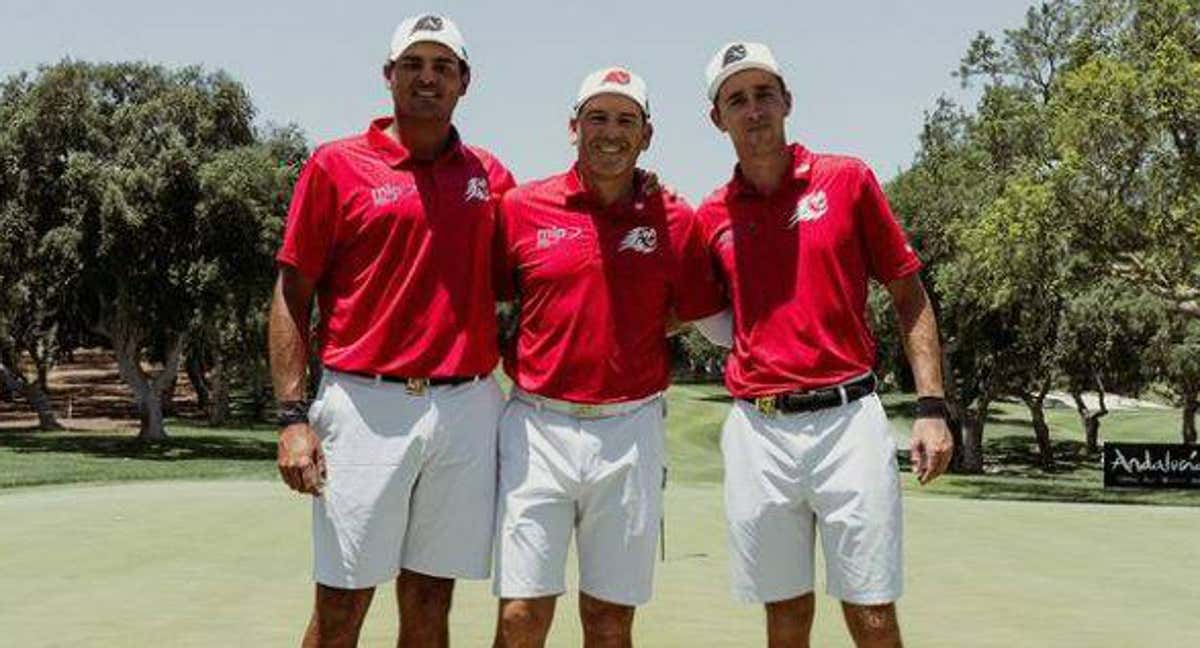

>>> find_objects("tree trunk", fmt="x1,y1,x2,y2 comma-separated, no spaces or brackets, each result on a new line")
35,360,50,396
207,355,229,426
186,351,210,410
162,372,179,417
1182,388,1197,446
1070,389,1107,453
109,312,185,441
960,399,989,474
0,357,62,430
1022,392,1054,468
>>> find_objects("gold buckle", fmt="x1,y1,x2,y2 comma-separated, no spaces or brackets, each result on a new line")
754,396,777,417
571,403,601,417
405,378,429,396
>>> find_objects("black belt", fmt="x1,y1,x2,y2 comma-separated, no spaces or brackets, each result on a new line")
744,373,877,417
327,366,484,394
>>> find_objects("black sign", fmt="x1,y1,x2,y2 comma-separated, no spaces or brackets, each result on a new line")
1103,443,1200,489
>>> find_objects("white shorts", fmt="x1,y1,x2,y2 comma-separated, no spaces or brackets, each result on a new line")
493,395,666,606
307,370,503,589
722,393,902,605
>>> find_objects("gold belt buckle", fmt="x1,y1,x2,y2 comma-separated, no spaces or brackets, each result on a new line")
405,377,429,396
572,403,600,417
755,396,777,417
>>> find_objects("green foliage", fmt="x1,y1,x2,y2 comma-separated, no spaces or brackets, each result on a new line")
890,0,1200,469
0,60,306,435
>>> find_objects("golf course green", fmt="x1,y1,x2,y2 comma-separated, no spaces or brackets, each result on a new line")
2,480,1197,647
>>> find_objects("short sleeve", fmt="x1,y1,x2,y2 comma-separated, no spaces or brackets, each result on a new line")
276,154,339,283
857,166,922,283
488,159,518,201
670,202,727,321
492,192,520,302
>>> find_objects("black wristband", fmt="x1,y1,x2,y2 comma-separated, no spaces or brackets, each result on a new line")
277,400,310,427
915,396,948,420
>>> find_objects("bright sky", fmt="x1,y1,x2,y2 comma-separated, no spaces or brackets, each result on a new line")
2,1,1033,202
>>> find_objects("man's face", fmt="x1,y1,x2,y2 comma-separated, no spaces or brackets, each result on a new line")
570,93,652,181
384,41,469,121
710,69,791,155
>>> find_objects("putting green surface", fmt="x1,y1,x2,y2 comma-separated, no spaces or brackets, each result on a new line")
2,481,1197,647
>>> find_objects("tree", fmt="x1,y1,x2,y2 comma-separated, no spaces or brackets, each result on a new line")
1,60,300,439
187,129,307,424
1056,280,1161,450
1157,317,1200,444
1051,0,1200,321
0,63,101,429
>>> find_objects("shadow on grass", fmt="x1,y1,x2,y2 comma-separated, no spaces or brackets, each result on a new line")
0,429,275,462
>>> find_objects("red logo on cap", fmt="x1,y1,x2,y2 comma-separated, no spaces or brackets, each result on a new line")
602,69,631,85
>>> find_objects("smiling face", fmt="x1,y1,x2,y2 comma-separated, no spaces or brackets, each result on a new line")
710,68,791,158
570,93,653,182
383,41,469,121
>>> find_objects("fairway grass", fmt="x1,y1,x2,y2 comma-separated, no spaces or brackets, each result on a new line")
4,384,1196,505
2,480,1197,647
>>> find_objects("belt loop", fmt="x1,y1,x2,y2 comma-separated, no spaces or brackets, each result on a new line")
837,385,848,406
374,374,382,387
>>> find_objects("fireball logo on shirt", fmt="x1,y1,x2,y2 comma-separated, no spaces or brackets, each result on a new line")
788,190,828,228
464,176,489,203
619,226,658,254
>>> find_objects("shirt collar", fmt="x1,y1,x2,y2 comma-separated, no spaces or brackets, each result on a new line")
729,143,814,198
366,117,465,168
562,164,649,219
563,163,589,202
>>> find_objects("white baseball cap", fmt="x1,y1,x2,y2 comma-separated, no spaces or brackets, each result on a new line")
389,14,468,65
574,66,650,118
705,41,783,101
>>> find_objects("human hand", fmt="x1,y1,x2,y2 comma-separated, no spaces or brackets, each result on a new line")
909,417,953,485
277,423,326,495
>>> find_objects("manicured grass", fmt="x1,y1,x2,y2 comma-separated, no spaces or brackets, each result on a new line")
0,424,278,488
2,480,1197,647
2,382,1196,505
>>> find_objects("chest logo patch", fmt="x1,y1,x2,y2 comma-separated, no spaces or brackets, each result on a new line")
788,190,828,228
619,226,658,254
464,177,490,203
537,226,583,249
371,183,409,207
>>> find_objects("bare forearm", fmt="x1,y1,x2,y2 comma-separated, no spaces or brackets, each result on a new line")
268,272,314,402
888,275,944,398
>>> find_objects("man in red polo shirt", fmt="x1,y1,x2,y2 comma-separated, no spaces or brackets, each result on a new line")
697,42,954,647
269,14,515,647
490,67,724,647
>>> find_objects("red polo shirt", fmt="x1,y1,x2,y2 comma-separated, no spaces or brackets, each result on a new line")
696,144,922,398
496,166,725,403
277,117,516,377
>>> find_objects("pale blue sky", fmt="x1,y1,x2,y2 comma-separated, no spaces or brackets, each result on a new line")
2,1,1031,202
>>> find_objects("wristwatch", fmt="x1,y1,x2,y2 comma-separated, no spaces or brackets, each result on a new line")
276,400,310,427
915,396,948,421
